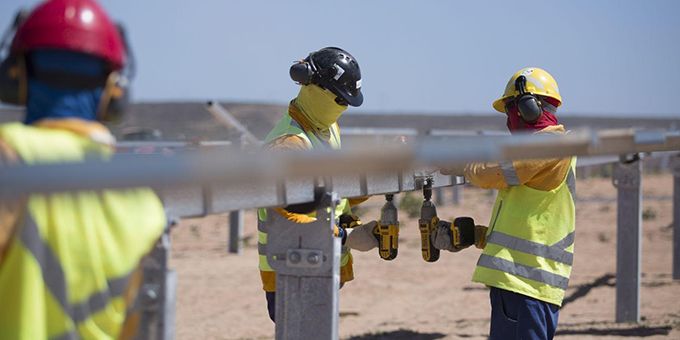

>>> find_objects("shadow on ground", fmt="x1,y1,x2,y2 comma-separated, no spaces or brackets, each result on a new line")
562,273,615,307
346,329,446,340
557,325,672,337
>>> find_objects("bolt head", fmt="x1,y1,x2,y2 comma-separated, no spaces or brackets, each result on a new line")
307,253,320,264
146,289,158,300
289,251,301,264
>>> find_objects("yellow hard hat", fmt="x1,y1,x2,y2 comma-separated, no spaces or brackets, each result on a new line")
492,67,562,113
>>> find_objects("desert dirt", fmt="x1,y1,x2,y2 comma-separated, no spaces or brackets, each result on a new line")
169,173,680,340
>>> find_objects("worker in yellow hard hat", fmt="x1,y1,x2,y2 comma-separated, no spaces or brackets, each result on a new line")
441,67,575,340
0,1,166,339
257,47,379,323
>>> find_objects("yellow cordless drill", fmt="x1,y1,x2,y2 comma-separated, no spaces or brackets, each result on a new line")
376,194,399,260
419,178,488,261
419,178,440,262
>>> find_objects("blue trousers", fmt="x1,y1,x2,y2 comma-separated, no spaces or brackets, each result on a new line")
265,292,276,322
489,287,560,340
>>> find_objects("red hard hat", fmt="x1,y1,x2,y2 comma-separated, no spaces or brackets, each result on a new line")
11,0,125,70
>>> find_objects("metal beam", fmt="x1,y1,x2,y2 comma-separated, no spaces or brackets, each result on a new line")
1,129,679,216
672,154,680,280
204,101,261,146
613,155,642,323
228,210,243,254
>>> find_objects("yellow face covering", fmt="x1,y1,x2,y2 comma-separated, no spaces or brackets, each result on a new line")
294,84,347,130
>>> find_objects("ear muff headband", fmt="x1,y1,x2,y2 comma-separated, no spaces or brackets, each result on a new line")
513,75,543,123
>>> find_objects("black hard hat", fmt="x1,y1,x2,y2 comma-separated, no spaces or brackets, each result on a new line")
291,47,363,107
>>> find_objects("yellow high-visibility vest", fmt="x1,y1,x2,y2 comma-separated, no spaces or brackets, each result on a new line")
472,157,576,306
257,113,352,290
0,122,166,339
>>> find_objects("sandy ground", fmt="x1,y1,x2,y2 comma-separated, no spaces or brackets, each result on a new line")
169,173,680,340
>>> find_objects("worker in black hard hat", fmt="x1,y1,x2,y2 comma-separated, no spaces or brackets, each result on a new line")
256,47,379,323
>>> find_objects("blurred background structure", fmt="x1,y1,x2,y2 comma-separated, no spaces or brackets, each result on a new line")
2,0,679,117
1,1,679,339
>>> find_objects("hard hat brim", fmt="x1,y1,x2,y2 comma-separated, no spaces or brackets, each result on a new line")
331,85,363,107
492,95,562,114
492,96,510,113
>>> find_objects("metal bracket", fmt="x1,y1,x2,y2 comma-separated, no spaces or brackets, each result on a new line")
137,224,175,340
286,249,324,268
266,192,338,276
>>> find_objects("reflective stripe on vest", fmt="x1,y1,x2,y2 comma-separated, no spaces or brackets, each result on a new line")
486,231,575,265
477,254,569,290
20,216,135,324
500,161,521,186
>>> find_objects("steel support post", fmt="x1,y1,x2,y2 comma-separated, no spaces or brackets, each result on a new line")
671,154,680,280
452,186,461,206
434,187,444,205
612,155,642,323
266,193,340,340
137,223,176,339
228,210,243,254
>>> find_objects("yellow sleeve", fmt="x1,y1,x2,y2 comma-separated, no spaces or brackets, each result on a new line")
464,162,508,189
347,196,369,207
515,158,571,191
0,139,23,263
465,157,571,191
273,207,316,224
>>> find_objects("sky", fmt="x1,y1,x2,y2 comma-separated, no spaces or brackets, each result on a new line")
1,0,679,117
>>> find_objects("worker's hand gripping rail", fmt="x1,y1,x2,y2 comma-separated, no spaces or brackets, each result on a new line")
377,194,399,260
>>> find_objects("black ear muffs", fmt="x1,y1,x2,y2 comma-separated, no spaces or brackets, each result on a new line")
289,60,313,85
289,53,318,85
514,75,543,123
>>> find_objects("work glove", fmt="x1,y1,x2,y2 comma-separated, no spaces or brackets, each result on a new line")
432,217,487,252
346,220,379,251
273,207,316,224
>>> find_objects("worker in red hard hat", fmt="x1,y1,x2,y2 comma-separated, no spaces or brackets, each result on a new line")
0,1,166,339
